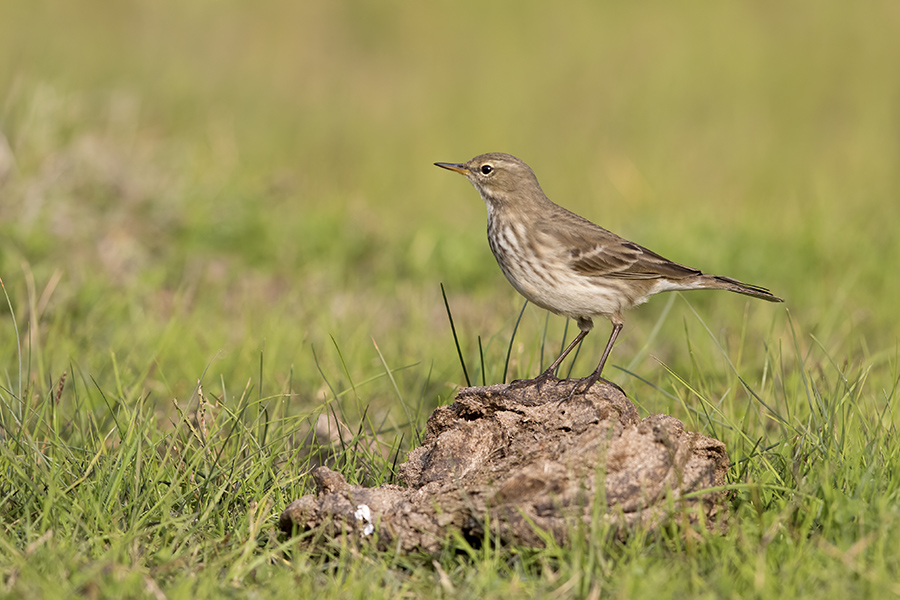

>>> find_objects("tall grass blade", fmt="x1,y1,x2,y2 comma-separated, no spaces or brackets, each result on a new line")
440,283,470,387
503,300,528,384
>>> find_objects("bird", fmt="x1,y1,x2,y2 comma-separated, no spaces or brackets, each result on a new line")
434,152,783,393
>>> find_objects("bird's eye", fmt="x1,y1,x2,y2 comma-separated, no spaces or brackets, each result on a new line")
480,164,493,175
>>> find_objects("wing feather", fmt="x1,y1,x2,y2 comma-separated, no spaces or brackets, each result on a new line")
538,216,700,281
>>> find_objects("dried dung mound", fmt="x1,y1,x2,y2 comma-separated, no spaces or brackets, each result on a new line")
279,381,729,553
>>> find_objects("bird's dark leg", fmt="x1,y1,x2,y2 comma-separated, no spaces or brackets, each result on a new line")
590,321,622,381
508,323,591,390
537,328,589,380
568,321,624,398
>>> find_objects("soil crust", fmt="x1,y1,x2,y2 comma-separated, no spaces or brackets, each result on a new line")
279,380,729,552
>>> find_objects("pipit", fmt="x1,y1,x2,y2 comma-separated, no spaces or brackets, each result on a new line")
435,152,783,392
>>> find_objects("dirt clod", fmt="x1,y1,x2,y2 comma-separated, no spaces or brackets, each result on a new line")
279,381,729,552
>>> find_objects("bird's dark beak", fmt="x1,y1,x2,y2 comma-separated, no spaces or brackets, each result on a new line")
434,162,469,175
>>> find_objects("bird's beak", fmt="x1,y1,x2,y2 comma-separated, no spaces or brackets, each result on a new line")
434,162,469,175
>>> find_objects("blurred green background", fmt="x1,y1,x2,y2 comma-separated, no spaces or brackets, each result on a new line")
3,1,900,597
1,0,898,410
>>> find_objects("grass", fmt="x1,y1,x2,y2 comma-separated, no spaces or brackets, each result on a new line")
2,0,900,597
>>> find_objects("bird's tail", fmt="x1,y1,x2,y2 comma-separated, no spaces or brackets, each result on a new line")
701,275,784,303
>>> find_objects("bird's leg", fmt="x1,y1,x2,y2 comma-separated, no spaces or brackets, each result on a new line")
567,322,624,399
508,327,591,390
590,321,622,381
538,328,590,380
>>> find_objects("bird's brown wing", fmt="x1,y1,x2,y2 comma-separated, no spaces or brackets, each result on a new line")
572,240,700,280
540,215,700,281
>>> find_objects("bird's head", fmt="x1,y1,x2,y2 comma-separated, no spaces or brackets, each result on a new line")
435,152,544,206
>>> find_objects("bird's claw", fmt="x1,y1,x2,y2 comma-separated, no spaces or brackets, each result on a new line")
559,373,625,403
505,371,560,393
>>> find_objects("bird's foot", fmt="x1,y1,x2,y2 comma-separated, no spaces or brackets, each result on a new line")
505,370,560,393
560,372,625,403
